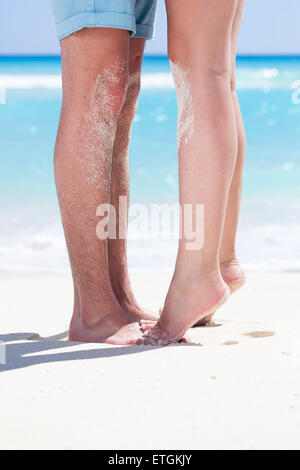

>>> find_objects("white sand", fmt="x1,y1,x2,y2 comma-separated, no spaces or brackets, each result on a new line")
1,270,300,450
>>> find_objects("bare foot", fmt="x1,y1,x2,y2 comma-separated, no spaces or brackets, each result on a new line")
69,307,144,345
120,302,159,323
195,259,246,326
156,260,245,328
220,258,246,294
141,270,229,341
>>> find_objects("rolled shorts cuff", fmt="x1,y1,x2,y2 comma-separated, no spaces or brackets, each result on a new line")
135,23,155,40
55,11,137,40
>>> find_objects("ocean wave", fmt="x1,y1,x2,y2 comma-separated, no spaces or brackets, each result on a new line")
0,74,62,89
0,68,298,91
1,194,300,272
1,220,300,272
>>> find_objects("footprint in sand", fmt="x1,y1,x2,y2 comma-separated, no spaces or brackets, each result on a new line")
244,330,275,339
222,340,239,346
188,315,277,347
221,331,275,346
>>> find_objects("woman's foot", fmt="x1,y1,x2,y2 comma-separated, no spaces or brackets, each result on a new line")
140,270,229,342
194,259,245,326
155,259,246,328
220,258,246,294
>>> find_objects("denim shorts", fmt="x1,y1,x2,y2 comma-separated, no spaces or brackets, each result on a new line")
51,0,157,40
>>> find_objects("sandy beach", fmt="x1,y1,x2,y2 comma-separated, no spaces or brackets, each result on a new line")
0,270,299,450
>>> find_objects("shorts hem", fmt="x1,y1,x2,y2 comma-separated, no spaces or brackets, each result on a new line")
134,23,155,40
56,11,136,40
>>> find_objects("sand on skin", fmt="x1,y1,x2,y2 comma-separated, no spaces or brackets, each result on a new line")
0,270,300,450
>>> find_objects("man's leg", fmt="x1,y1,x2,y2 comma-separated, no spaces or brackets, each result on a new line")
220,0,247,291
54,28,142,344
108,38,157,322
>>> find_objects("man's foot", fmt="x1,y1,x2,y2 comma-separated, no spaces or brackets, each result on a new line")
69,308,144,345
140,270,229,341
119,302,159,323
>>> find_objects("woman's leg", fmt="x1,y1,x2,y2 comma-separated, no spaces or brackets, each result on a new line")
54,28,142,344
220,0,247,291
108,38,158,322
194,0,247,326
143,0,239,341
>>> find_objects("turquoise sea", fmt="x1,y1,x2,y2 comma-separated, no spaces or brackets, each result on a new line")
1,56,300,271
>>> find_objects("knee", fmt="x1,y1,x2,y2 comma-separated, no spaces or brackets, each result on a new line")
130,51,143,76
205,62,231,82
91,67,129,120
62,63,129,122
196,59,232,83
168,44,231,83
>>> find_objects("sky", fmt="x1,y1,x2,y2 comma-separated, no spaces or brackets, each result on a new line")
0,0,300,56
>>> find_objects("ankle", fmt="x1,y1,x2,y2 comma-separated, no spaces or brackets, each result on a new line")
219,252,238,265
117,296,139,313
172,266,227,293
110,274,138,310
73,298,122,329
176,251,220,276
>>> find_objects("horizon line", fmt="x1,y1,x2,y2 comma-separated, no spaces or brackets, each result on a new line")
1,54,300,60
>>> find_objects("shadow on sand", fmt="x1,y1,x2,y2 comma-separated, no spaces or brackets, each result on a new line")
0,331,196,373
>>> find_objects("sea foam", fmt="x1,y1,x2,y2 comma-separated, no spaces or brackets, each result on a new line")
0,68,297,91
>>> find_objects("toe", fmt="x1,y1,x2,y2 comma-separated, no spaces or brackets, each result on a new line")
141,322,155,332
